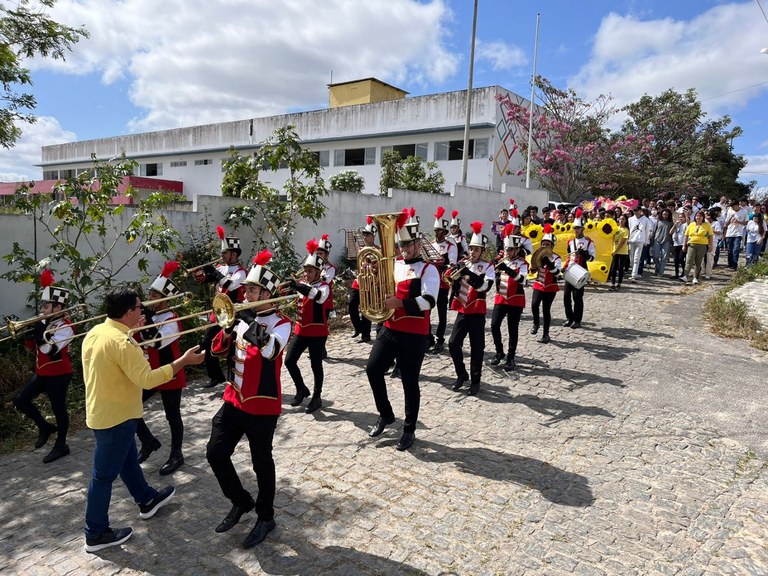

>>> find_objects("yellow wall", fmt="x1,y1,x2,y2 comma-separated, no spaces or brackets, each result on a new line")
330,79,407,108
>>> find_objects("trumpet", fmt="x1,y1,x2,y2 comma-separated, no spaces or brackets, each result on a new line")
3,303,88,341
443,259,469,283
185,259,220,275
127,292,296,346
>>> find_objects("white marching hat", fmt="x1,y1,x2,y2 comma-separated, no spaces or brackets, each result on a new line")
468,221,487,248
396,208,420,244
363,216,377,235
541,224,557,245
245,250,281,293
450,210,460,228
302,239,326,270
216,225,241,253
40,269,69,305
502,224,523,249
317,234,332,252
433,206,448,231
149,261,181,296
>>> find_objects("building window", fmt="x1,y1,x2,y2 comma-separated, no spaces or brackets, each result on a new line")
381,144,428,161
312,150,330,167
170,161,187,167
59,169,76,179
140,162,163,176
194,159,213,166
435,139,486,161
334,147,376,167
43,170,58,180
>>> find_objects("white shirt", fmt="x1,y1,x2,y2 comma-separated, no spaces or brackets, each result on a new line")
746,221,763,244
628,215,651,244
725,208,748,238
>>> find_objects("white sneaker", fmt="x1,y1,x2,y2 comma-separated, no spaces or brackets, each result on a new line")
704,276,711,280
679,276,688,283
692,277,699,285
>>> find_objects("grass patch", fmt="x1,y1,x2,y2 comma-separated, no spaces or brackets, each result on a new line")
704,256,768,351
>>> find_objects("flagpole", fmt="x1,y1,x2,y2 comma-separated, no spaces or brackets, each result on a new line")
525,13,540,189
460,0,479,186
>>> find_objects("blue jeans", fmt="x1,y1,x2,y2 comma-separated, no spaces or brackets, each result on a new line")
84,419,157,539
652,240,671,275
746,242,760,265
725,236,742,269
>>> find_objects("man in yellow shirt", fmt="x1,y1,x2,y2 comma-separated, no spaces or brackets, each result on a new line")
82,287,205,553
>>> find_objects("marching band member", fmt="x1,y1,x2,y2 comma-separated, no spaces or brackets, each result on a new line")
509,209,533,256
13,270,75,463
449,210,469,257
348,218,376,342
563,211,595,329
284,240,331,413
206,250,292,548
448,222,495,396
489,225,528,371
429,206,457,354
366,208,439,451
316,233,335,359
194,226,247,389
133,261,187,475
530,224,562,344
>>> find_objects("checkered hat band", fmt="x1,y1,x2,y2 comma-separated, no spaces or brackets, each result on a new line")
434,218,448,230
504,235,522,249
318,238,332,251
469,233,487,247
42,286,69,305
303,253,325,269
396,224,419,243
149,276,179,296
222,237,240,251
246,265,280,293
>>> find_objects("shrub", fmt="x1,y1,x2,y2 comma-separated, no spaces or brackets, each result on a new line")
329,170,365,194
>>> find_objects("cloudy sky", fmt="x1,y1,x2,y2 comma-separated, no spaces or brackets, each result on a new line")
3,0,768,193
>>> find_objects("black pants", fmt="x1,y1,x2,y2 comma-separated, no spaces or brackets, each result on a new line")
348,288,372,338
201,324,226,383
608,254,628,286
491,305,522,358
136,388,183,452
14,373,71,447
284,334,328,397
449,313,486,386
563,282,584,324
531,290,556,336
432,287,449,341
206,403,278,522
672,245,686,277
366,327,427,434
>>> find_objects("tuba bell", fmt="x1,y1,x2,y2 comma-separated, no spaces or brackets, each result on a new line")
356,213,401,323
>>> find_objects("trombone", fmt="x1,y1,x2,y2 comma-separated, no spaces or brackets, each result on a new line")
127,292,296,346
185,259,220,275
2,303,88,342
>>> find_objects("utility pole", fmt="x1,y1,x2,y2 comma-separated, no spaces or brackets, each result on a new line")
460,0,479,186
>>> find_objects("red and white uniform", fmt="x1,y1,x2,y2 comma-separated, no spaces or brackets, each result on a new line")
135,309,186,390
564,236,596,270
321,262,336,314
25,318,74,376
294,281,331,337
208,263,247,323
532,254,562,293
384,258,440,335
494,257,528,307
451,259,495,315
212,309,292,416
433,237,458,289
449,232,468,256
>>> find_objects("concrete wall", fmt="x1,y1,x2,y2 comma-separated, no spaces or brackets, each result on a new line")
0,184,546,318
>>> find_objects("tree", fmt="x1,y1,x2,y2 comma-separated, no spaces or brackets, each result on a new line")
378,150,446,195
496,76,615,202
221,125,328,278
1,0,87,148
329,169,365,193
2,155,181,303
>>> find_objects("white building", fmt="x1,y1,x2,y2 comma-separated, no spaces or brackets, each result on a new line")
40,79,538,200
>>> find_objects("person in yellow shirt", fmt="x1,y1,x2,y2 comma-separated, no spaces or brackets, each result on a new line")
608,215,630,291
682,210,713,285
82,287,204,553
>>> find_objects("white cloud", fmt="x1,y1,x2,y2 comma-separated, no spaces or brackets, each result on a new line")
476,40,527,71
0,118,77,182
35,0,458,133
743,154,768,178
571,4,768,115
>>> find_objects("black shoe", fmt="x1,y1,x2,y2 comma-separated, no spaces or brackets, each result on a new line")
570,322,581,329
369,415,395,437
215,501,255,533
396,432,415,451
34,423,57,450
84,527,133,553
562,320,573,328
489,353,504,366
537,334,550,344
290,386,310,407
452,375,468,390
432,339,445,354
42,444,70,464
138,438,161,464
467,383,479,396
390,366,401,379
203,380,223,389
503,357,516,371
242,519,276,548
359,335,371,343
159,451,184,476
609,285,616,291
139,486,175,519
530,324,539,335
350,330,360,338
321,349,328,360
305,397,322,414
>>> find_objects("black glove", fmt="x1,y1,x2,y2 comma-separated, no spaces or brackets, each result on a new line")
243,321,268,348
203,264,224,283
33,321,47,346
236,309,256,325
294,282,312,297
465,270,485,289
142,307,155,325
540,256,551,266
141,326,160,346
496,262,510,274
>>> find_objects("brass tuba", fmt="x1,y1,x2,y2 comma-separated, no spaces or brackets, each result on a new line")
357,213,401,323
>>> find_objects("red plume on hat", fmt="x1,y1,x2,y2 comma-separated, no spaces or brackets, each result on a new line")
40,269,55,288
321,234,329,241
397,208,409,229
575,208,584,218
409,207,416,218
434,206,445,219
253,250,272,266
470,221,483,234
503,223,514,238
306,238,319,255
161,261,180,278
366,216,373,225
511,208,519,219
543,223,553,234
216,226,225,240
452,210,459,218
509,197,515,205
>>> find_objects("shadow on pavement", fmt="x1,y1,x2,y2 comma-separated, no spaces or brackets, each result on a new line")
519,364,626,390
550,339,638,361
409,439,595,507
598,326,674,340
510,394,614,426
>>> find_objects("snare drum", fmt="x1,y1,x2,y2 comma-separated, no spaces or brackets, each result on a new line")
564,263,590,289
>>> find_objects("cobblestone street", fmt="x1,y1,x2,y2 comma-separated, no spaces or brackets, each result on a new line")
1,270,766,575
